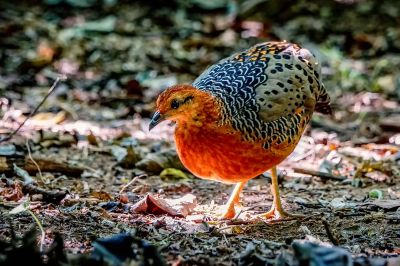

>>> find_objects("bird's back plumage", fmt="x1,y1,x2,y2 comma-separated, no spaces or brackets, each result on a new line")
193,41,330,150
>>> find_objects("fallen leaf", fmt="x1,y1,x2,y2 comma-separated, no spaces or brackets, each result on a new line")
131,194,179,216
91,191,113,201
110,146,127,162
131,193,196,217
365,171,391,182
0,144,17,156
160,168,188,180
1,182,24,201
110,145,140,168
119,193,129,204
231,226,245,234
292,240,352,266
31,111,67,124
369,189,383,199
121,146,140,168
124,79,144,97
165,194,197,217
136,148,185,174
329,198,356,209
13,164,35,184
87,132,99,146
9,200,30,214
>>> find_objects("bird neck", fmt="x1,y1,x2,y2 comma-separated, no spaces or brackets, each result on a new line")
175,93,222,133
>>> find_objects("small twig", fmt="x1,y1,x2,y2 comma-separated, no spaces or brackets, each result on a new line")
23,183,67,203
1,154,84,176
0,75,67,143
234,204,267,219
216,222,258,232
293,167,347,181
119,174,146,194
25,139,45,184
72,162,100,175
222,233,230,245
5,177,67,203
321,218,339,246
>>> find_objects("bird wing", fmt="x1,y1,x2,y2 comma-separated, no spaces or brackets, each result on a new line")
193,41,330,148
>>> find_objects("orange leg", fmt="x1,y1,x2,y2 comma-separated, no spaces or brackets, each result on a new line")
260,166,291,219
220,182,246,219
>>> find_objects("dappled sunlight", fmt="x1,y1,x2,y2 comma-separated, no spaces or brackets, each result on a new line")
1,0,399,265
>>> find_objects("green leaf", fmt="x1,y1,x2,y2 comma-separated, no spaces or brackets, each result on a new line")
160,168,188,180
369,189,383,199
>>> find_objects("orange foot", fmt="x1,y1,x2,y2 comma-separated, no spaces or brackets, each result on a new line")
220,198,242,219
220,182,245,219
259,206,303,220
220,206,236,220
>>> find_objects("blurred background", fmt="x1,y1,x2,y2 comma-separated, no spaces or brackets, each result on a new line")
1,0,399,140
1,1,400,264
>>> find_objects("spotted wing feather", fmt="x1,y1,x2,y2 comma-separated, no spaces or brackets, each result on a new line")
193,41,330,149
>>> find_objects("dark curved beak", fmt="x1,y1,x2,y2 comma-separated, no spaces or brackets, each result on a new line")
149,111,164,131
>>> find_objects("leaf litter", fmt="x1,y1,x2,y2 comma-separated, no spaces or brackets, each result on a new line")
0,0,400,265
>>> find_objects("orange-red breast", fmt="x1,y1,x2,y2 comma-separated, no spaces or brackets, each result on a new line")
149,41,331,219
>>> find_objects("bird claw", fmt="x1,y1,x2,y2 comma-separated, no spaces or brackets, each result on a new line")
259,207,303,220
220,207,236,220
219,197,243,220
233,201,243,208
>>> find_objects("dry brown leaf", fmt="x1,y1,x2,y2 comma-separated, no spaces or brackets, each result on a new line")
365,171,391,182
91,191,113,201
131,193,196,217
165,194,197,217
87,132,99,146
31,111,67,124
1,182,24,201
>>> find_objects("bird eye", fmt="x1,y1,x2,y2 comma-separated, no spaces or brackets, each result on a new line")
171,99,180,109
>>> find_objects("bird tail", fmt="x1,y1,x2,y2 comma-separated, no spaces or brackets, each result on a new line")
315,84,332,115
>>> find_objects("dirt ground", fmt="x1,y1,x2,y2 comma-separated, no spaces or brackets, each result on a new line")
0,1,399,265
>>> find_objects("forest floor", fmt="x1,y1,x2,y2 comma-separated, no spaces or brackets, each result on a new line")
0,1,400,265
